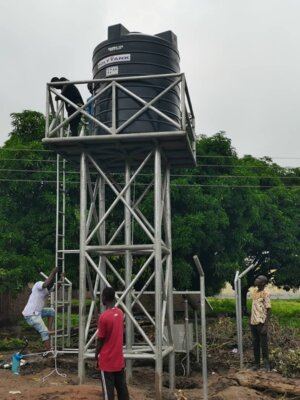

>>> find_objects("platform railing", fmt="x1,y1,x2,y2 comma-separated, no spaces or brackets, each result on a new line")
45,73,196,145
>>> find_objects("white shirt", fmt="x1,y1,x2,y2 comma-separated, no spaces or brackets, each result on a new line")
22,281,49,316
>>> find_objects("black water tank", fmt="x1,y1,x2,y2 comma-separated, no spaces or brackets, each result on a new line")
92,24,180,134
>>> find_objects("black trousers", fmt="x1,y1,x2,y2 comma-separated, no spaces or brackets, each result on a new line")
100,369,129,400
250,323,269,365
68,112,81,136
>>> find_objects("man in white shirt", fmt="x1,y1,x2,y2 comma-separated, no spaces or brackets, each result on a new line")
22,267,61,351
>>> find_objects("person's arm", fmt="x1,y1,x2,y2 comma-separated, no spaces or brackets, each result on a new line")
95,338,104,361
42,267,58,289
266,307,271,322
262,291,271,333
261,308,271,334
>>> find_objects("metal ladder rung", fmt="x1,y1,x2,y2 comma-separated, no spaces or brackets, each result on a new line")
54,156,72,349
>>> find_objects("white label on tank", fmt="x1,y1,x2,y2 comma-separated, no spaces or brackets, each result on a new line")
106,66,119,76
108,45,124,52
98,54,131,69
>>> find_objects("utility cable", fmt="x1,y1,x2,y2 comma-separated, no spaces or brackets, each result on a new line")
0,148,54,153
0,158,57,163
1,158,298,170
0,168,300,181
1,148,299,160
0,178,300,188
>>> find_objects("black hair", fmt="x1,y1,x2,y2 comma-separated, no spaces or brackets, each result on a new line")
50,77,60,83
102,286,115,302
87,82,94,94
256,275,268,284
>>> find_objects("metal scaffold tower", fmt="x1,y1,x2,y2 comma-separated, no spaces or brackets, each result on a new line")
43,72,196,400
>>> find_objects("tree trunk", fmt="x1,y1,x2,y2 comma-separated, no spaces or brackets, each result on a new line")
235,371,300,396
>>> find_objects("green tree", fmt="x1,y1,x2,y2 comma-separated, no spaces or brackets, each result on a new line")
1,114,299,302
0,111,79,293
171,133,238,293
171,132,300,304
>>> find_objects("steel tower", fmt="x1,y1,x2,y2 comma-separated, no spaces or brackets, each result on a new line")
44,73,196,400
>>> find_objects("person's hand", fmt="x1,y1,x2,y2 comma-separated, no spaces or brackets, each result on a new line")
261,323,268,334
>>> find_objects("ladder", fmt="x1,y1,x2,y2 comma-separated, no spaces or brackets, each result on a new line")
53,155,72,349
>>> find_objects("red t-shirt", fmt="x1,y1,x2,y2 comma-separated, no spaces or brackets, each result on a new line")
97,307,125,372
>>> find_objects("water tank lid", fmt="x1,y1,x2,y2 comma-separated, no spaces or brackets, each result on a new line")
108,24,129,39
107,24,177,46
156,31,178,47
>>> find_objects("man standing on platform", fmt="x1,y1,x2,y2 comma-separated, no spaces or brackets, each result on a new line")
95,286,129,400
51,77,84,136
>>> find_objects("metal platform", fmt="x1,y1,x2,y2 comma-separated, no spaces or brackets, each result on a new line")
43,130,196,169
44,73,196,169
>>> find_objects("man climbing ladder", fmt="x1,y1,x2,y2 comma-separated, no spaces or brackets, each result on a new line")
22,267,64,352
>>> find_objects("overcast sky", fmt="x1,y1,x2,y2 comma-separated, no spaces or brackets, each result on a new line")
1,0,300,167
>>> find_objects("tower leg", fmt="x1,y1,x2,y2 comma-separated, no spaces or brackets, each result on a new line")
155,147,163,400
78,152,87,383
165,166,175,389
125,161,133,381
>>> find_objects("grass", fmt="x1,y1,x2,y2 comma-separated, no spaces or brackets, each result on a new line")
0,338,26,351
208,298,300,329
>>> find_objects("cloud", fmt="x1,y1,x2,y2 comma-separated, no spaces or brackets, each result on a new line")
1,0,300,166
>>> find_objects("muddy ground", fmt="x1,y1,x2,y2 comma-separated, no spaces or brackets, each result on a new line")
0,352,300,400
1,317,299,399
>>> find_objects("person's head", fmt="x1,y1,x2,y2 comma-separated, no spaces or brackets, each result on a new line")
59,77,69,82
254,275,268,289
87,81,94,95
101,286,115,306
50,76,61,89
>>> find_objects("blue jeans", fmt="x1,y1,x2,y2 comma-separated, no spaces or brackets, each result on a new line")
24,308,55,341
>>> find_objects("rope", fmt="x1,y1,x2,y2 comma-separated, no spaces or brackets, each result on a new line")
21,349,67,381
41,351,67,382
22,351,49,358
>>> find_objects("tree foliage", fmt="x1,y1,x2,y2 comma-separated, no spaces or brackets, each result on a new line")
0,113,299,298
171,133,300,296
0,111,79,293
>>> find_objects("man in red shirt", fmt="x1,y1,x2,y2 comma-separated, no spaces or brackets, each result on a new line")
95,287,129,400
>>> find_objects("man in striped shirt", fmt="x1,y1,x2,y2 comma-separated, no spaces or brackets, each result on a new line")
250,275,271,371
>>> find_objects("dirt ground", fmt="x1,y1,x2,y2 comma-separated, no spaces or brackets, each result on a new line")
1,318,299,399
1,353,300,400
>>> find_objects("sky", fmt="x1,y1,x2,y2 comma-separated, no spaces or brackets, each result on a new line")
1,0,300,167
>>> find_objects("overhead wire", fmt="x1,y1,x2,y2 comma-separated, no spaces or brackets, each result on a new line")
0,148,54,153
0,150,299,188
0,158,57,163
1,148,300,160
0,178,300,189
0,168,300,180
1,159,299,171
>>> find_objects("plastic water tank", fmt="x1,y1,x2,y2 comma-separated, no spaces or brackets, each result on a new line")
92,24,180,134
